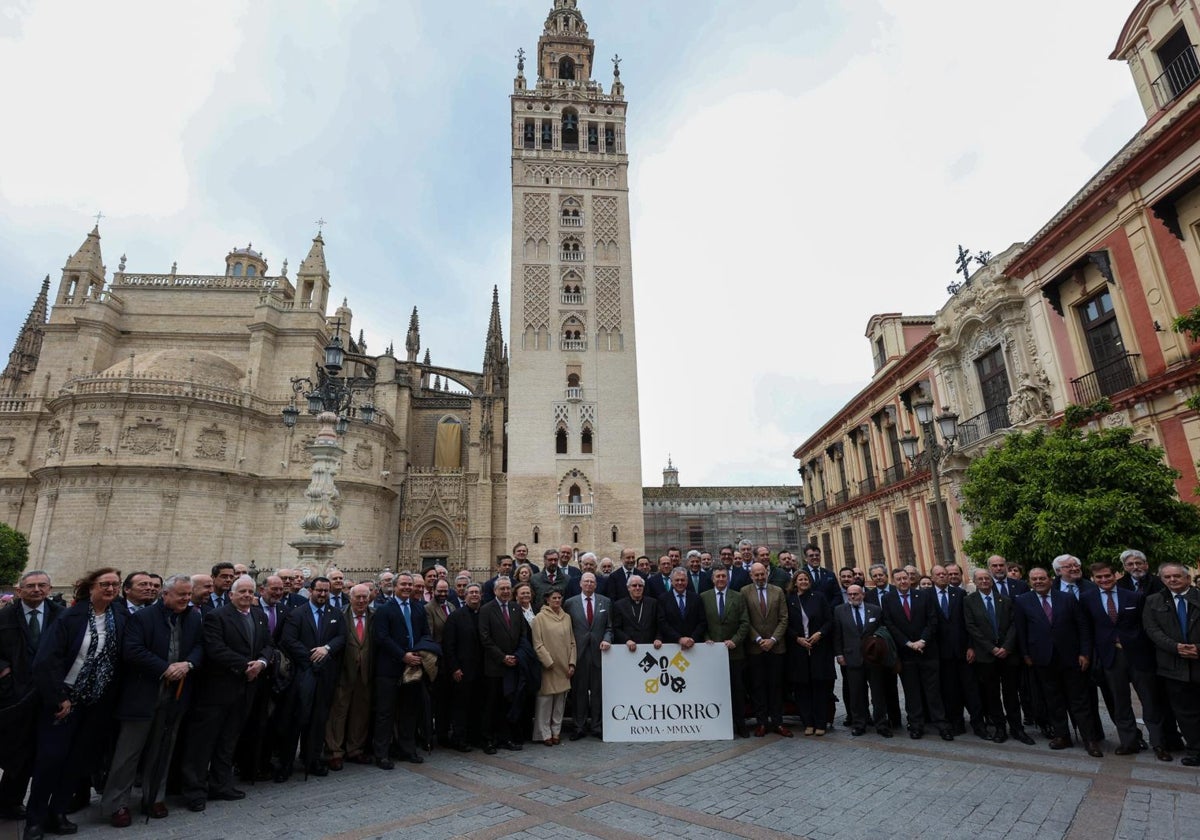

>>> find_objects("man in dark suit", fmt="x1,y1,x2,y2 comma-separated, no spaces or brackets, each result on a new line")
564,572,613,739
277,576,346,779
202,562,238,613
325,584,373,768
612,575,662,649
181,575,273,811
683,551,713,594
113,571,155,615
645,556,675,600
881,569,952,740
478,577,527,753
1143,562,1200,766
0,570,62,822
700,567,751,738
1117,549,1166,597
931,565,983,737
277,568,309,610
325,568,349,613
832,585,889,737
1014,567,1101,755
232,574,291,783
741,562,790,737
964,570,1033,744
102,574,203,824
372,572,437,767
802,545,841,603
442,583,485,751
987,555,1029,599
481,556,514,604
658,569,707,649
1082,561,1164,757
604,547,639,602
557,543,584,582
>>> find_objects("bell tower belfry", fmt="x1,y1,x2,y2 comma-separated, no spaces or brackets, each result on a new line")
506,0,644,555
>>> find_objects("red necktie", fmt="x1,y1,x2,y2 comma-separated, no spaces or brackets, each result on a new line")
1042,596,1053,620
355,614,364,642
444,603,451,617
586,597,593,626
502,603,510,625
759,588,767,614
902,594,911,620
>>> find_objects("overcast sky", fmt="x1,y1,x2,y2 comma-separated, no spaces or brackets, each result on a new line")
0,0,1146,488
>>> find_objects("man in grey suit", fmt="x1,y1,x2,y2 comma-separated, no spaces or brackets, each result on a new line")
1143,563,1200,766
564,572,612,740
832,584,890,738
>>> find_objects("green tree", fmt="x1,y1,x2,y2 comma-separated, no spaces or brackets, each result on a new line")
960,425,1200,570
0,522,30,586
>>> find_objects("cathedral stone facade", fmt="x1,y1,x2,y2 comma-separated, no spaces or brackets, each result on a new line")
0,228,509,583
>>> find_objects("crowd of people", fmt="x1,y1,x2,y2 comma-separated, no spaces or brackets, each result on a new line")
1,539,1198,839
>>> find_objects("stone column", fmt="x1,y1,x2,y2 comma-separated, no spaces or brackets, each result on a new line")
289,410,345,575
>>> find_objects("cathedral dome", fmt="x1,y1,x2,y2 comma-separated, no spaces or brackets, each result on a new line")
101,349,244,388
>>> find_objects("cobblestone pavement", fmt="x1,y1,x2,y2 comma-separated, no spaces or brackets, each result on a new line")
2,721,1197,839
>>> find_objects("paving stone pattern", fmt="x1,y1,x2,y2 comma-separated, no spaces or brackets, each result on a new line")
2,724,1198,840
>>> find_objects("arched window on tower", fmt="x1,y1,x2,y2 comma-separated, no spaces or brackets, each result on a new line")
562,109,579,150
555,427,568,455
612,525,619,543
541,121,553,147
559,56,575,80
246,264,257,277
569,483,582,504
587,124,599,152
581,427,593,454
232,262,244,276
567,373,580,388
524,120,536,149
572,525,580,545
533,526,540,545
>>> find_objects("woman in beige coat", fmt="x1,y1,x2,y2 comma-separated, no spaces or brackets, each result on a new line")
532,589,576,745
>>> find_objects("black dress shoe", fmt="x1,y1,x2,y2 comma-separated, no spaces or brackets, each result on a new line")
210,789,245,801
45,814,77,835
569,730,588,741
992,732,1008,744
273,770,291,783
482,745,498,755
1154,747,1174,762
1085,742,1104,758
376,758,395,770
186,800,206,812
451,741,473,753
940,730,954,742
308,764,329,777
1114,745,1138,756
499,740,522,751
1181,754,1200,767
851,727,866,736
1012,730,1036,745
1048,736,1072,750
23,824,45,840
404,753,425,765
877,728,893,738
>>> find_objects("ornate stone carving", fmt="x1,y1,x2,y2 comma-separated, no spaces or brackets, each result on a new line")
73,421,100,455
45,420,63,456
592,196,618,257
162,490,179,507
121,417,175,455
524,193,550,242
524,265,551,331
0,436,14,461
195,424,228,460
1006,374,1052,425
274,500,288,514
524,163,617,188
595,266,620,332
580,404,596,425
353,443,374,470
292,435,316,465
419,526,450,551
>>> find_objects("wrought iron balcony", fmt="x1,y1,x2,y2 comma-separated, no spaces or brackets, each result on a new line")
809,498,827,516
859,475,877,495
1153,45,1200,106
882,464,905,486
558,502,593,516
1070,353,1142,404
957,403,1011,446
832,489,849,506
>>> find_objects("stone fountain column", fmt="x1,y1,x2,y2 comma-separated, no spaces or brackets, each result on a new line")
289,410,345,576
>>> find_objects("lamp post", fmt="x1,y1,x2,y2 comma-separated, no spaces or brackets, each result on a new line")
281,329,377,573
899,398,958,566
785,487,806,551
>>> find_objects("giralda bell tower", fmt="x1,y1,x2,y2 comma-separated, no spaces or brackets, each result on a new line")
506,0,644,555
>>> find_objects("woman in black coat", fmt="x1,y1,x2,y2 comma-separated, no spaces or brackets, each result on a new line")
786,569,836,736
24,568,125,839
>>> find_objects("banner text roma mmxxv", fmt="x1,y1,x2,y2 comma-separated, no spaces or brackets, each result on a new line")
601,643,733,742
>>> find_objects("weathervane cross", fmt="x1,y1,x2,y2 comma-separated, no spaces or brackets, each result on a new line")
93,211,104,227
315,217,327,233
955,244,973,285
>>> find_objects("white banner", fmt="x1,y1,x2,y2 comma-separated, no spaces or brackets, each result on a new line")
601,643,732,742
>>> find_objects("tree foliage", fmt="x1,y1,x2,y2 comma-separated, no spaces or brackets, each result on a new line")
0,522,29,587
960,425,1200,570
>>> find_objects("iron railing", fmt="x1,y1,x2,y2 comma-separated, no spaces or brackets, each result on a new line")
957,403,1011,445
1153,45,1200,106
1070,353,1141,403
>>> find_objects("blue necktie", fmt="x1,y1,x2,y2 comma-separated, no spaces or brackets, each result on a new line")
678,594,687,616
1178,595,1189,639
940,591,949,617
718,591,725,620
401,600,414,642
985,595,998,636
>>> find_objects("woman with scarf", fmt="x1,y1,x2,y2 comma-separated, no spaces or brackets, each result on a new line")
786,568,835,736
23,568,126,840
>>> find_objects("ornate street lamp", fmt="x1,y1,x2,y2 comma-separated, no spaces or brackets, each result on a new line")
281,328,377,575
900,397,958,566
